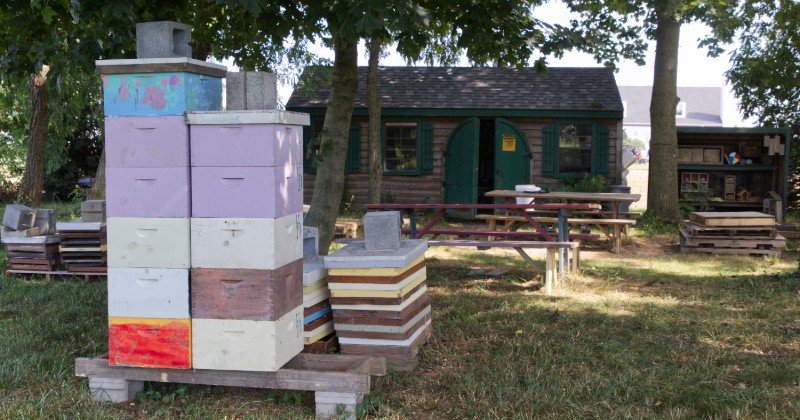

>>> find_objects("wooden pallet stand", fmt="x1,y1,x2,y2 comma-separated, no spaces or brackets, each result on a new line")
76,353,385,419
5,269,106,282
681,211,784,257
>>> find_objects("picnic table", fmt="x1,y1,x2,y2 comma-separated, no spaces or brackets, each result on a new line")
484,190,642,253
364,202,601,291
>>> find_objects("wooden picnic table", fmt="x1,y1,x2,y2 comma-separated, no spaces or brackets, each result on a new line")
484,190,642,253
365,202,600,279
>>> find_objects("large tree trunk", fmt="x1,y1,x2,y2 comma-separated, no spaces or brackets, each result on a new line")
18,67,50,207
304,34,359,254
366,37,383,204
645,2,683,222
87,147,106,200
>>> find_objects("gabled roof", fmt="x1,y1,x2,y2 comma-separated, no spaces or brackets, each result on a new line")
619,85,722,126
287,66,623,118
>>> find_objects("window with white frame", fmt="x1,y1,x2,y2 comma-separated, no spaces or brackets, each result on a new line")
675,101,687,118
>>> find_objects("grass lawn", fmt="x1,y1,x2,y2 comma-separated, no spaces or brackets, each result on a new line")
1,225,799,417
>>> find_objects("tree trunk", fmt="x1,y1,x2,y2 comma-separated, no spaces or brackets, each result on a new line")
304,34,359,254
367,37,383,204
18,67,50,207
645,3,683,222
87,147,106,200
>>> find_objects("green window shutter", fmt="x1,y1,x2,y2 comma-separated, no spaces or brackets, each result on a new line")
541,122,558,177
419,120,434,173
345,122,361,174
303,125,316,175
592,122,609,176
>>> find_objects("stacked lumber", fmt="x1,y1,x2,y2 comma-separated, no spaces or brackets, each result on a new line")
2,206,60,271
324,212,431,370
681,211,785,256
57,222,107,273
2,235,60,271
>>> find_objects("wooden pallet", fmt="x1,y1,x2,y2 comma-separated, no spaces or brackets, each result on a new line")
680,246,782,257
75,353,385,419
680,229,786,249
5,269,106,282
335,218,362,238
683,221,777,238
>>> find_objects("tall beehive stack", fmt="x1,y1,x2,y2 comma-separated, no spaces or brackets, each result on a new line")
187,108,306,371
302,227,335,349
100,21,223,369
324,212,432,369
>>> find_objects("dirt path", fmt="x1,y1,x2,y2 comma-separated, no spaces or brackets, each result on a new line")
626,166,648,210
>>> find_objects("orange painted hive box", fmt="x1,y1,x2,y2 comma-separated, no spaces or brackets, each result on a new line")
108,317,192,369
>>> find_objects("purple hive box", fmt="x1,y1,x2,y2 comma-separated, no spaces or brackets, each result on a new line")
105,116,189,168
191,166,303,218
106,167,191,217
190,124,302,168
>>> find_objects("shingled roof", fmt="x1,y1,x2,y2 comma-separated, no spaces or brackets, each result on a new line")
287,66,623,113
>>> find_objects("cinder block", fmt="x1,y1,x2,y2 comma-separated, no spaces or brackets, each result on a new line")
2,204,35,231
33,208,56,234
226,71,278,110
315,391,363,420
88,377,144,403
81,200,106,212
364,211,402,250
136,21,192,59
303,226,319,259
81,201,106,222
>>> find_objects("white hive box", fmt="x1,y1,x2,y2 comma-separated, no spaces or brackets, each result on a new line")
107,267,190,318
107,217,190,268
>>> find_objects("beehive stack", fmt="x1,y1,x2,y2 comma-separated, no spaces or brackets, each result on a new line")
57,222,107,273
302,227,335,350
681,211,785,256
324,212,432,369
99,22,225,369
187,109,307,371
2,206,59,272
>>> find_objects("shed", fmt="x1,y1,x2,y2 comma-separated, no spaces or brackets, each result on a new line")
287,67,624,216
677,126,792,218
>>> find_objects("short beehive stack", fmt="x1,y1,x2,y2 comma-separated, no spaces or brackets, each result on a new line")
2,206,59,272
324,212,432,367
681,211,786,256
58,222,107,273
302,227,335,349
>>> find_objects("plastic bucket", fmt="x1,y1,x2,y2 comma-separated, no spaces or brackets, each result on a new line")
515,184,538,205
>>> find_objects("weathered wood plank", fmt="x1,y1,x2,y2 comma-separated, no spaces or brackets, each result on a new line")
688,211,775,227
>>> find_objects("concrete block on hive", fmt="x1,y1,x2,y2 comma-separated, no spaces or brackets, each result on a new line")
324,239,427,269
303,226,319,259
2,204,36,231
136,21,192,59
81,200,106,223
226,71,278,110
364,211,402,250
32,208,56,234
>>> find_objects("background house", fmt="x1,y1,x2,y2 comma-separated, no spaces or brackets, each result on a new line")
619,86,723,145
287,67,624,215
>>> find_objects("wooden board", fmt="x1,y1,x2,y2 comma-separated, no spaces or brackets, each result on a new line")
680,246,782,257
107,268,190,318
108,317,191,369
688,211,775,227
191,305,303,372
303,321,336,345
326,255,425,277
327,261,426,285
191,261,303,321
339,322,432,358
336,313,432,341
329,273,427,298
304,312,333,331
329,282,427,308
332,293,430,322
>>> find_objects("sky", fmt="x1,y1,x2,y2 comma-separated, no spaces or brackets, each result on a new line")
277,3,753,127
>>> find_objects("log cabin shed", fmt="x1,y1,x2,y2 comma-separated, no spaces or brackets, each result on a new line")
286,67,625,216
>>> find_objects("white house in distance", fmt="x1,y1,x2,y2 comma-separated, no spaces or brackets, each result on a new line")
619,86,723,146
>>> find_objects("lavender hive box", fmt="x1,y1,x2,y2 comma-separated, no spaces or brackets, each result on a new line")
105,117,189,168
191,166,302,218
97,58,226,117
189,120,304,168
106,167,190,217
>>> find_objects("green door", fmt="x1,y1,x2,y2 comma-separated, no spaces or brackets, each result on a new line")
494,118,531,194
444,117,480,219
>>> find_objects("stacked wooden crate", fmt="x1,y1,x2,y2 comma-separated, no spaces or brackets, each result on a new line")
187,110,306,371
302,227,335,350
2,235,60,271
57,222,107,273
681,211,786,256
324,212,431,370
100,56,224,369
